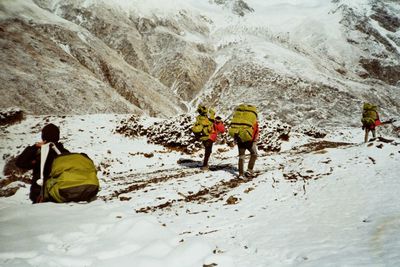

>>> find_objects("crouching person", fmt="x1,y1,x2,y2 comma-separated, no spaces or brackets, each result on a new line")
16,123,69,203
16,123,99,203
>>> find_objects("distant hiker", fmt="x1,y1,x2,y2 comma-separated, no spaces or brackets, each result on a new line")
192,105,225,170
16,123,69,203
361,102,381,143
361,103,396,143
229,104,259,178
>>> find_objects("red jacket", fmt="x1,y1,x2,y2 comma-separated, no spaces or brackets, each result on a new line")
209,121,225,142
369,112,381,129
252,121,259,142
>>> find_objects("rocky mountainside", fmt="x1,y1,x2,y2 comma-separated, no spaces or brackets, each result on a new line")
1,0,399,125
199,0,400,126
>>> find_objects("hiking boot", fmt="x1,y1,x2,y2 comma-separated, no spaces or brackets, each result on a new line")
245,170,254,178
237,174,246,181
201,165,209,171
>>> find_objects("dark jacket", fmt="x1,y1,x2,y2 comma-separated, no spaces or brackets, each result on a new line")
16,142,69,202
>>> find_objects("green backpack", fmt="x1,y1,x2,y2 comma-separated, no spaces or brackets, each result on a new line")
229,104,258,142
42,144,99,203
361,103,378,127
192,106,215,141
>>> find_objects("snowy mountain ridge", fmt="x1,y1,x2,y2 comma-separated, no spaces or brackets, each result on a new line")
1,0,399,126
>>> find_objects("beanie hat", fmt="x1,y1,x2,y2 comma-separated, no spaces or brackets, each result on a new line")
41,123,60,142
197,105,207,115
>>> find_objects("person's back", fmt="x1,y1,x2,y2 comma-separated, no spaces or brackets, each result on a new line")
361,103,381,143
236,120,259,178
192,105,225,170
229,104,259,178
200,116,225,170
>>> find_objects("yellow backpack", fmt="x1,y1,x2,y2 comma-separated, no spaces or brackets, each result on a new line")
192,105,215,140
229,104,258,142
361,103,378,127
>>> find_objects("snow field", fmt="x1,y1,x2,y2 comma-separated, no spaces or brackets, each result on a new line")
1,114,399,266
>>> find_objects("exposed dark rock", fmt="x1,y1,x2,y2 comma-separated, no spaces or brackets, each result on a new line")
355,18,397,54
0,108,24,126
291,141,354,154
370,6,400,32
338,3,400,89
360,59,400,85
294,125,327,139
1,156,31,197
211,0,254,17
232,0,254,16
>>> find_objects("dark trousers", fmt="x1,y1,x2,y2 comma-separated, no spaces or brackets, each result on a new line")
202,140,213,167
29,182,41,203
238,141,258,176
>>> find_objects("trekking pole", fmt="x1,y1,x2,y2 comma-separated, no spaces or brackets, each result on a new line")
381,118,397,125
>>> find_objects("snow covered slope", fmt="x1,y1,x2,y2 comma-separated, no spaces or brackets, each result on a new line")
1,0,399,125
1,114,399,266
196,0,400,125
0,0,186,117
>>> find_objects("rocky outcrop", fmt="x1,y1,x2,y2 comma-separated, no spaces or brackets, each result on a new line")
211,0,254,16
0,108,23,126
115,114,291,153
338,2,400,86
371,5,400,32
360,59,400,86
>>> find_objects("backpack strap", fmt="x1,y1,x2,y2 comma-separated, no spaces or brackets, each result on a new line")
37,143,51,202
38,142,62,202
39,143,50,185
39,142,61,180
49,142,61,155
